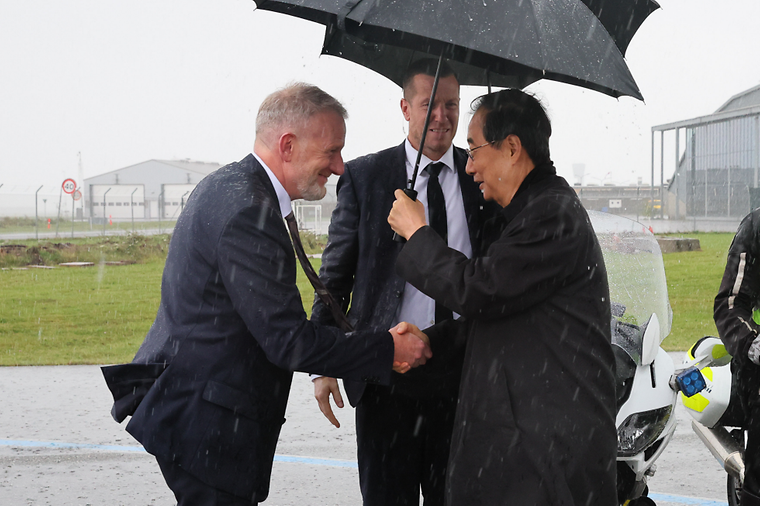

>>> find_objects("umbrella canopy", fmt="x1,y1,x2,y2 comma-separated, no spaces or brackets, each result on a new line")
255,0,658,100
580,0,660,56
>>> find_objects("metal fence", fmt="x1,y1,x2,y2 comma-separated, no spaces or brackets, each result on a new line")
653,106,760,221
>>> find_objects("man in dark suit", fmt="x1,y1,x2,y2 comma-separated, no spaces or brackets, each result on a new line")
101,83,431,506
311,60,495,505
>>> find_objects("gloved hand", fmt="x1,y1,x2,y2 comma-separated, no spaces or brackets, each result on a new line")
748,335,760,365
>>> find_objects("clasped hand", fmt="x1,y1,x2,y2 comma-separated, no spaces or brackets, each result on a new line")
389,321,432,373
312,322,431,428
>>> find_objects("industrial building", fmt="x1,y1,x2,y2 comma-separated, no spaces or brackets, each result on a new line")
83,159,338,231
83,159,223,221
653,83,760,220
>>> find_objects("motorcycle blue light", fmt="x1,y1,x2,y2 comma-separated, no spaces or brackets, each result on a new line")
675,367,706,397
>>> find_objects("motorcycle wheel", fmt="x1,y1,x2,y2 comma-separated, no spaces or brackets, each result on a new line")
728,474,742,506
626,486,657,506
628,497,656,506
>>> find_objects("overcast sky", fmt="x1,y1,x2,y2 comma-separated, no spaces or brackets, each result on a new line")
1,0,759,197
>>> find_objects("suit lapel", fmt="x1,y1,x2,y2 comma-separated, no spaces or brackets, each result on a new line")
453,147,485,255
386,142,410,196
249,155,285,218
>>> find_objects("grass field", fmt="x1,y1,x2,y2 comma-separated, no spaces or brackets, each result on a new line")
0,216,177,235
661,233,733,350
0,234,320,366
0,230,737,365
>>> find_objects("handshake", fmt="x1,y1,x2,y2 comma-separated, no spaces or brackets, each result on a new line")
389,322,432,373
313,322,432,428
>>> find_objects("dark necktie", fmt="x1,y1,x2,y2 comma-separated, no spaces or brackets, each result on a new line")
425,162,453,324
425,162,448,243
284,212,354,332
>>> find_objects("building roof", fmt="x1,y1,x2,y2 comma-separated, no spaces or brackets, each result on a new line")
153,159,223,175
86,159,222,180
653,82,760,132
716,83,760,113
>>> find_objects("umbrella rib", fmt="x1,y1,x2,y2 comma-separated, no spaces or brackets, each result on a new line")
337,0,362,30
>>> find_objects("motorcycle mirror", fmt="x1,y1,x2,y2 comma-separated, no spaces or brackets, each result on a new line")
708,344,732,367
690,337,733,368
641,313,660,365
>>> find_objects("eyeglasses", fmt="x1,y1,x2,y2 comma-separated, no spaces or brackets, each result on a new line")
465,142,493,161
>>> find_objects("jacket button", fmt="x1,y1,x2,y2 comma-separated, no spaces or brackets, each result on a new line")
395,291,402,298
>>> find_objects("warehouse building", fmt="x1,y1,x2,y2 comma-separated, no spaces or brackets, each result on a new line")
84,159,223,221
83,159,338,231
653,84,760,220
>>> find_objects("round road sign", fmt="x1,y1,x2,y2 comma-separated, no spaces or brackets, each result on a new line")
72,189,82,201
62,178,76,194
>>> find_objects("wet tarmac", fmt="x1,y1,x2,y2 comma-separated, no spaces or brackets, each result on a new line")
0,355,731,505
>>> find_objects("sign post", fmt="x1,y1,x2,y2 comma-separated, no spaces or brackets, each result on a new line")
59,179,76,238
71,188,81,238
62,179,76,195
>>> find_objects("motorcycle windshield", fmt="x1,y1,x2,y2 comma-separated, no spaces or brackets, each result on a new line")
589,211,672,359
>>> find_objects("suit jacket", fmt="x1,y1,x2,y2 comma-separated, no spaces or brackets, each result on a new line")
102,155,395,502
311,142,495,405
397,163,617,505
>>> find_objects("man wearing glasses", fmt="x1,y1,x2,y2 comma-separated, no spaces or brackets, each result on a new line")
311,59,497,505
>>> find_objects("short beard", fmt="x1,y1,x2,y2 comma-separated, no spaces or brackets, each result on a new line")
297,177,327,201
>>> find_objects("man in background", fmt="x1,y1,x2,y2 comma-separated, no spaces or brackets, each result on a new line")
715,208,760,506
311,61,495,505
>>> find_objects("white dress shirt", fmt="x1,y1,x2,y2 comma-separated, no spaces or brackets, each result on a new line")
394,140,473,329
253,152,292,219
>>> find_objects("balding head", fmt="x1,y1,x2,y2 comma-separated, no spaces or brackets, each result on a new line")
255,83,347,147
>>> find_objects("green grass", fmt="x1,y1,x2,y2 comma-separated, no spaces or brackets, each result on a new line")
0,228,739,364
0,216,177,235
1,260,164,365
0,233,320,366
0,234,171,268
661,233,734,351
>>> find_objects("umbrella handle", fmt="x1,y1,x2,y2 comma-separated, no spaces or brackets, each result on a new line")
392,188,419,243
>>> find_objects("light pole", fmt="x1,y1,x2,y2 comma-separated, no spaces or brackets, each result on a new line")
180,191,190,214
102,188,111,236
130,188,137,232
158,189,164,234
34,185,43,240
71,188,77,239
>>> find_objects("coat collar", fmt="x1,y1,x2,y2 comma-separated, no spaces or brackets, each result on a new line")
500,161,557,225
252,153,292,218
386,142,412,193
245,154,285,219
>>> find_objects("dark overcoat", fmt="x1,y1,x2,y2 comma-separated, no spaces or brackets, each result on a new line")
102,155,394,502
396,163,618,506
311,142,496,403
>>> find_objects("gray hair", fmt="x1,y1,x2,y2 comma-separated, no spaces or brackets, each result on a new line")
255,82,348,141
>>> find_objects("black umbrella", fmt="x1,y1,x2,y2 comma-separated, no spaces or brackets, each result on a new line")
581,0,660,56
255,0,657,98
254,0,658,237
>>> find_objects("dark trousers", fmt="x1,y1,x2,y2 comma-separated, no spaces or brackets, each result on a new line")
156,457,258,506
355,383,458,506
735,360,760,499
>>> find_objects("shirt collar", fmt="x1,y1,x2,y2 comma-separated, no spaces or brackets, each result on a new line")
253,152,292,218
403,139,456,179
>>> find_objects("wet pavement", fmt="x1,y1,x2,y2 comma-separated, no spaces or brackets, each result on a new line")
0,356,731,505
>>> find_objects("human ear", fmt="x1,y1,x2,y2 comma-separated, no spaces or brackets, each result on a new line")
279,133,296,162
400,98,412,122
505,135,522,158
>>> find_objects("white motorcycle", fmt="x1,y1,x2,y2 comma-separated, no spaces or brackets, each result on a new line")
590,211,679,505
680,336,745,506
